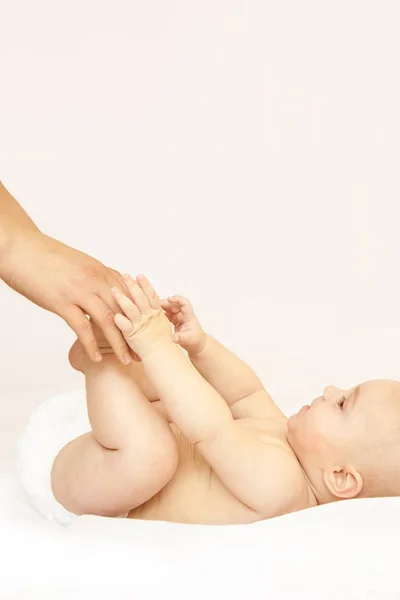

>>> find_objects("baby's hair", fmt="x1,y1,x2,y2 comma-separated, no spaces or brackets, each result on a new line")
358,416,400,498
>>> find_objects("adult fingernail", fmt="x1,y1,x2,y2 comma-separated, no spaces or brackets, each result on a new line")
123,353,133,365
95,352,103,362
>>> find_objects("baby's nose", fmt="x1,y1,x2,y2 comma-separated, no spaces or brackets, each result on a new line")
323,385,341,401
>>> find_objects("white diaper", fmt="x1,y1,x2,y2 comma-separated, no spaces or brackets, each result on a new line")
16,389,91,527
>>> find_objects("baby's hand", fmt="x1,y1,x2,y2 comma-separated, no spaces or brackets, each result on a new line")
160,295,207,356
111,274,173,358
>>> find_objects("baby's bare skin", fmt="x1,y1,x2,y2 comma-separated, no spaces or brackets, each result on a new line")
122,347,314,524
54,283,315,524
129,411,315,524
52,274,400,524
65,339,315,524
126,360,314,524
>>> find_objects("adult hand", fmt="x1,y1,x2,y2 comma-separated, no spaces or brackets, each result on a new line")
3,232,138,364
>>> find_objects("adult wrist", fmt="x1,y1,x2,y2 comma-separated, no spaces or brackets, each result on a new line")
0,228,42,284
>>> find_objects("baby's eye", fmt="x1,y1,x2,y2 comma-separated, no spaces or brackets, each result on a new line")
337,395,346,409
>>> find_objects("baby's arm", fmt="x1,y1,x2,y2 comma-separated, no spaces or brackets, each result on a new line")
161,296,283,419
189,335,284,419
141,343,305,516
112,275,305,516
142,343,233,443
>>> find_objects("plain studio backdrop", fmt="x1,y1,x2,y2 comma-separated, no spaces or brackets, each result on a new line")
0,1,400,470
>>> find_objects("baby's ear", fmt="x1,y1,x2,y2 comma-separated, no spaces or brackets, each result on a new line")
323,466,363,499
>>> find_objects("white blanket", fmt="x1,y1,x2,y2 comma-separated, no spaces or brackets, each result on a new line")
2,389,400,599
1,471,400,599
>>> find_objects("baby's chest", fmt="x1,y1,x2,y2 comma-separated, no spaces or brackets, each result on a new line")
238,416,290,447
153,425,260,524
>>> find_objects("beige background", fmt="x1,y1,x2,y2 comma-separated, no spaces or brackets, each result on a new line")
1,1,400,469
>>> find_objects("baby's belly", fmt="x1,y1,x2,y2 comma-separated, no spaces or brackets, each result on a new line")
128,425,259,525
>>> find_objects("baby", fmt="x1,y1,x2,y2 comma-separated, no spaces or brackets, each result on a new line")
50,273,400,525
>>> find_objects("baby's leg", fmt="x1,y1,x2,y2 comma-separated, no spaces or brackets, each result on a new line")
84,318,160,402
51,351,179,518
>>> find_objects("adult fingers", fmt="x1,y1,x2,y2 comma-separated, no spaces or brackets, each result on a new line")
98,271,142,361
99,269,129,313
63,306,102,362
80,295,132,365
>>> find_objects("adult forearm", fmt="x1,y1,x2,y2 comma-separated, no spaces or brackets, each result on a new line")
189,335,264,406
141,342,233,444
0,181,40,278
0,181,40,236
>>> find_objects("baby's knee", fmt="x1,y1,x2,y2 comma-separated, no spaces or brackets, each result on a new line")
124,428,179,492
146,432,179,484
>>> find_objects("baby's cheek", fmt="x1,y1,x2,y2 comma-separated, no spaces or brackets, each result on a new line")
301,418,326,451
307,432,324,452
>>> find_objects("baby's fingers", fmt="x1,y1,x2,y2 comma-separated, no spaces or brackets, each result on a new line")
160,299,180,315
111,287,141,325
162,296,192,312
136,274,161,309
114,313,133,337
168,296,194,316
168,295,188,305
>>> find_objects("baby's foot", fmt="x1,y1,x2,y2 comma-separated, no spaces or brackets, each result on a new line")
68,339,85,372
91,320,112,349
69,321,115,372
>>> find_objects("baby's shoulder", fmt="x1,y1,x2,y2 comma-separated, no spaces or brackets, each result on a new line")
240,417,316,516
240,415,288,444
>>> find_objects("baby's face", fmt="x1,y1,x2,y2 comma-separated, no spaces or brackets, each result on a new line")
287,379,400,469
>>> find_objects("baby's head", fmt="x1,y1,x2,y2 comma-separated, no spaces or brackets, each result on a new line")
287,379,400,502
